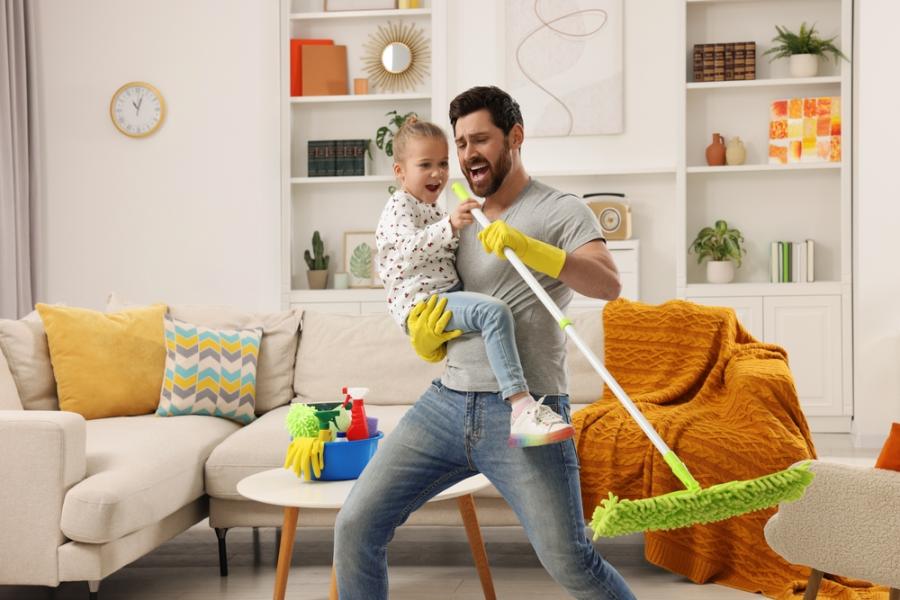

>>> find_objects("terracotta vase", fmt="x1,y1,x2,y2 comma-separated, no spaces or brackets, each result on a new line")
706,133,726,166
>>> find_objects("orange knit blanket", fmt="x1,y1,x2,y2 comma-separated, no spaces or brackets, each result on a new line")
573,299,882,598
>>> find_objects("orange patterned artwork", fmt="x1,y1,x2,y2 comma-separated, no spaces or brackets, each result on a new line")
769,96,841,164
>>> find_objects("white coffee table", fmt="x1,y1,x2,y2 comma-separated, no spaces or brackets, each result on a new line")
237,468,496,600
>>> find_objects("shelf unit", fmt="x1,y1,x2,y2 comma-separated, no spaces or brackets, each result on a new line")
279,0,447,305
677,0,852,427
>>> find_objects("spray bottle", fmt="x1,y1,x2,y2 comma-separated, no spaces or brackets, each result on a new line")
342,386,370,441
313,409,340,443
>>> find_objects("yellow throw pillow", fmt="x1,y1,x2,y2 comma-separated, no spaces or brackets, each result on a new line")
36,303,167,420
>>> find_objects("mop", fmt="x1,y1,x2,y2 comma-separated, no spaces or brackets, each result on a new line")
451,183,813,538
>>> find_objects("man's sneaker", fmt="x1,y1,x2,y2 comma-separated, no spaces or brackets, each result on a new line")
508,396,575,448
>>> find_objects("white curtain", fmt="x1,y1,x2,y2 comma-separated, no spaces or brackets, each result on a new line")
0,0,40,319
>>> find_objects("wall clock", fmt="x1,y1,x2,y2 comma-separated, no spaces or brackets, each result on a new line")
109,81,166,137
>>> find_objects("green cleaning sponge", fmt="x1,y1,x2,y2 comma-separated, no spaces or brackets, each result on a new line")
285,403,319,439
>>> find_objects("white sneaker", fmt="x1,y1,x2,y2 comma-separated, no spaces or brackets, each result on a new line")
508,396,575,448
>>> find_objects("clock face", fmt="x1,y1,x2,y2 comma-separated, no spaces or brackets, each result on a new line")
110,82,165,137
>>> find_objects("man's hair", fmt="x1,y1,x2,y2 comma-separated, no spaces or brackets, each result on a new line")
449,86,523,135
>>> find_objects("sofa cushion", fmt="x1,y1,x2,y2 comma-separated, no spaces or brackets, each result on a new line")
157,316,262,425
566,308,606,405
293,309,604,406
36,304,167,420
107,293,302,415
61,414,239,544
205,405,291,499
0,346,24,409
293,312,443,406
0,311,58,410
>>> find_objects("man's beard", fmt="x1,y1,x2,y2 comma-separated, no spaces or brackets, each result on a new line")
465,140,512,198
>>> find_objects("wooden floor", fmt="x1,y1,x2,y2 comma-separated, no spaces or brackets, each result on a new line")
0,434,877,600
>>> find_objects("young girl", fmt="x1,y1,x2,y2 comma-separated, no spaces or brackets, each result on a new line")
375,117,573,447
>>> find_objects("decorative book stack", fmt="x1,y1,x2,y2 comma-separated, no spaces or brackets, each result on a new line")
308,140,370,177
692,42,756,82
771,240,815,283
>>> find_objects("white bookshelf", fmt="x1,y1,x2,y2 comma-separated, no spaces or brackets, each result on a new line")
686,75,841,90
280,0,447,303
289,92,431,104
677,0,852,426
289,8,430,21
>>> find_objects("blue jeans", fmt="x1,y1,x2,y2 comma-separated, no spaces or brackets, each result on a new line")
334,380,636,600
443,290,528,399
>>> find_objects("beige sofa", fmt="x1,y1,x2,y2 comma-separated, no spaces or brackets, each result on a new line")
0,302,605,599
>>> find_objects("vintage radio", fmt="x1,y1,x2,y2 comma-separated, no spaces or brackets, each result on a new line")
584,193,632,240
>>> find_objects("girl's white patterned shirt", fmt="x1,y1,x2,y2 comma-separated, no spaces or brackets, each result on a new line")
375,189,460,331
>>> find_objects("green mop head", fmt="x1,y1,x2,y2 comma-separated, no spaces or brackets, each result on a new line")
590,461,814,538
284,403,319,439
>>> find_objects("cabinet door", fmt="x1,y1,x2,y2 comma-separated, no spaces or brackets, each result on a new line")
688,296,763,340
763,295,842,416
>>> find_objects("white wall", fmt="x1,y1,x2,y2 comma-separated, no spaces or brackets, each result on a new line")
32,0,281,311
447,0,680,303
853,1,900,446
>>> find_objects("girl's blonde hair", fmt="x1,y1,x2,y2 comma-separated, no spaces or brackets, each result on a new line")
393,115,447,162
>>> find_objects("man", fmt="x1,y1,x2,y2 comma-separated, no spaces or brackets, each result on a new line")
334,86,634,600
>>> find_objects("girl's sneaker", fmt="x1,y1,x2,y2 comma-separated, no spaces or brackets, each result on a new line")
508,396,575,448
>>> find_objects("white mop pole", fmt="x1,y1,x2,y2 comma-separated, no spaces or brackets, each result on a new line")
452,183,674,461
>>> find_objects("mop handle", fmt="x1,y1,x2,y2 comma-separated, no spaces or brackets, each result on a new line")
453,183,677,462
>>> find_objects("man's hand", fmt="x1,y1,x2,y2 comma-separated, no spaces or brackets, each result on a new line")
406,295,463,363
450,199,479,234
477,220,566,278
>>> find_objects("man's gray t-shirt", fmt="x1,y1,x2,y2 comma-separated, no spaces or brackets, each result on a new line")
442,179,605,395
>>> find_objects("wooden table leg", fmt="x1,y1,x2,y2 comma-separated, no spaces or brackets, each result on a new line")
330,563,338,600
273,507,299,600
457,494,496,600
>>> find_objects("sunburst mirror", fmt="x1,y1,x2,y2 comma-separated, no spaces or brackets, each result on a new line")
362,21,430,93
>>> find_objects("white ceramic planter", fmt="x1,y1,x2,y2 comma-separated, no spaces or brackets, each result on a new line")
706,260,735,284
790,54,819,78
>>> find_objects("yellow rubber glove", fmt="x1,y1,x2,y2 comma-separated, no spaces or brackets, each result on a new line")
283,438,326,481
406,294,463,363
477,220,566,278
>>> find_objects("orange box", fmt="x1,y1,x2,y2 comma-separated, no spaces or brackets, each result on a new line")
790,141,802,162
302,45,349,96
789,98,803,119
290,39,333,96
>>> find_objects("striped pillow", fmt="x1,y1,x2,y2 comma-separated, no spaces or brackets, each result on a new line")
157,315,262,424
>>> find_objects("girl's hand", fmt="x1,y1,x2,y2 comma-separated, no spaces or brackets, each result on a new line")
450,199,480,234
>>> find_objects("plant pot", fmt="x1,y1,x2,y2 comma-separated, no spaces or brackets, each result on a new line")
706,261,735,284
307,270,328,290
789,54,819,78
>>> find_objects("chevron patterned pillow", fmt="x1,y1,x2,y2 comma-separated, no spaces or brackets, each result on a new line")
157,315,262,424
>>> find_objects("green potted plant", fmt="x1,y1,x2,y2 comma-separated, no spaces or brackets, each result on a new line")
375,110,417,158
689,220,746,284
304,230,329,290
763,22,848,78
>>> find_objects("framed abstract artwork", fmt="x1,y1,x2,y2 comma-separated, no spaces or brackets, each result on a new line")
505,0,623,137
769,97,841,164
